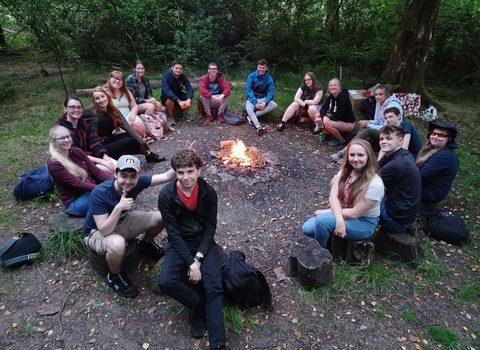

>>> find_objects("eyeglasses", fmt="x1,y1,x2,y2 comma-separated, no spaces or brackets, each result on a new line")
208,68,218,71
66,105,82,110
304,78,312,82
431,131,447,139
54,136,72,142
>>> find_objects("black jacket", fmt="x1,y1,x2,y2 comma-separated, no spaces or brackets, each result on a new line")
158,177,217,266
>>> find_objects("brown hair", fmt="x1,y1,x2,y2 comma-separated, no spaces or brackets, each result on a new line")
92,88,124,131
415,127,451,167
171,149,203,170
304,72,324,100
102,71,133,104
337,139,380,207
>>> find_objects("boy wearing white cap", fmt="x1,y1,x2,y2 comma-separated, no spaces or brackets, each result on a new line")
83,155,175,298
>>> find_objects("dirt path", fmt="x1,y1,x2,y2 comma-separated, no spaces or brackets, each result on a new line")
1,121,478,350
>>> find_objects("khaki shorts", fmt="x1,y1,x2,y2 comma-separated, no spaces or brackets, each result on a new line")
84,211,154,255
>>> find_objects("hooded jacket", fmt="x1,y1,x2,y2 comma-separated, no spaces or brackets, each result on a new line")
246,70,275,105
367,95,403,130
199,72,231,99
419,122,459,203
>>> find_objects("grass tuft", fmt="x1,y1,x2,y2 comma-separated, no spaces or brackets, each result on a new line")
401,309,419,325
41,229,87,262
456,282,480,304
416,242,443,282
223,304,244,333
428,326,459,349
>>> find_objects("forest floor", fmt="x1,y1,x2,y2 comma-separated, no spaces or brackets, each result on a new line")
0,117,479,350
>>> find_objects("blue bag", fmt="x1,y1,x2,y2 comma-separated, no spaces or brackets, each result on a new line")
13,166,54,200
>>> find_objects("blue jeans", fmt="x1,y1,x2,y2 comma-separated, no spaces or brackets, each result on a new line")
66,192,90,217
302,213,379,248
158,242,225,348
379,196,410,233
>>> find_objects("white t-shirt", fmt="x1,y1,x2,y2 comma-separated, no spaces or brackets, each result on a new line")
337,171,384,218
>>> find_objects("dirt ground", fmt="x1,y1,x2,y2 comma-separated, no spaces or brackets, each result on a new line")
0,120,478,350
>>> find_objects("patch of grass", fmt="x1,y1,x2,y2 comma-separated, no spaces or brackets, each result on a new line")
374,308,386,319
360,261,397,293
89,300,102,310
41,229,87,262
456,282,480,304
0,270,21,294
299,285,334,305
223,304,243,333
18,319,38,337
0,211,21,231
401,309,419,325
416,242,443,282
428,326,459,349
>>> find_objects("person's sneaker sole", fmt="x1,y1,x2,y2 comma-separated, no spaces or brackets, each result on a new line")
190,316,207,339
257,127,267,136
330,153,344,163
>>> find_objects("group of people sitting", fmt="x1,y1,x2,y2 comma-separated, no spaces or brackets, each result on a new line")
42,59,460,350
298,82,459,248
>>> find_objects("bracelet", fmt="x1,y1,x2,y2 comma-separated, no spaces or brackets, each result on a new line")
194,255,204,263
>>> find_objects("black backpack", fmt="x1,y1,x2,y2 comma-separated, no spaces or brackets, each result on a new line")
0,233,42,268
222,251,272,310
420,210,469,245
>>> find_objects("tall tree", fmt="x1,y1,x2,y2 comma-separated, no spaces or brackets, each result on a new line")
0,23,6,49
381,0,442,103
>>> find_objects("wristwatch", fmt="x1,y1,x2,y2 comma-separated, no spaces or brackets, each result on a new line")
194,255,204,263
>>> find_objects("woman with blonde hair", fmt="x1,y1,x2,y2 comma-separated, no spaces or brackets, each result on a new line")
416,122,459,203
47,125,113,217
83,88,165,162
302,139,384,248
103,70,150,142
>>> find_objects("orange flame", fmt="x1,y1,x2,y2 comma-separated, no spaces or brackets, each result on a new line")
230,139,248,161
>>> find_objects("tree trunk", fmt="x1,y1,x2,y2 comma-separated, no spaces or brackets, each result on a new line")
381,0,442,104
325,0,342,34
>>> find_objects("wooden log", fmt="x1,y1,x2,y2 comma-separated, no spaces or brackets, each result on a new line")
289,237,333,287
87,239,139,276
328,234,375,265
41,67,75,76
374,225,422,263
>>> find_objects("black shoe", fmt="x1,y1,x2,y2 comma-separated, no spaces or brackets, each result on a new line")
191,306,207,339
146,152,166,163
138,240,165,260
311,127,321,135
183,113,193,122
106,272,139,298
276,122,285,131
256,126,267,136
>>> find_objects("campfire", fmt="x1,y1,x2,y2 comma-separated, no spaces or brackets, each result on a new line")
210,139,273,178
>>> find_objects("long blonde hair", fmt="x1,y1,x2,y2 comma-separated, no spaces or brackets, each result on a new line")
102,71,133,104
337,139,380,207
49,126,88,180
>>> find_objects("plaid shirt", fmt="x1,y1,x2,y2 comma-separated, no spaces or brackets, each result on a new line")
125,73,153,104
56,114,108,158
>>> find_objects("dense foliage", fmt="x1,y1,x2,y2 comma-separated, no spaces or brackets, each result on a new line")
0,0,479,86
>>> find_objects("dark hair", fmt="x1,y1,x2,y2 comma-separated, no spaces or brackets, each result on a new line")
257,59,268,66
171,59,183,67
208,62,217,69
64,96,83,107
134,59,144,69
384,107,401,116
379,124,405,138
375,84,393,96
115,168,137,174
304,72,324,99
171,149,203,170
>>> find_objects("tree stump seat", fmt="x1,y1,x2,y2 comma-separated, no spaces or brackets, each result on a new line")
86,239,140,276
327,233,375,265
289,236,333,287
374,224,422,264
341,123,361,144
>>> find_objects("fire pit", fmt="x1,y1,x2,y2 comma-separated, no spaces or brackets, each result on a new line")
210,139,277,179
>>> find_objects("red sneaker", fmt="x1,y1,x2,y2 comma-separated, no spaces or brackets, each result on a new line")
205,115,212,125
217,114,224,123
